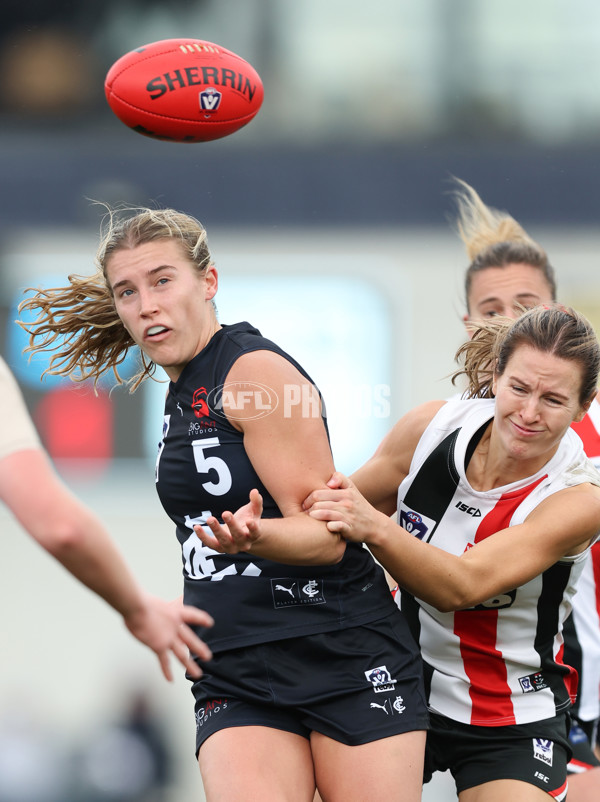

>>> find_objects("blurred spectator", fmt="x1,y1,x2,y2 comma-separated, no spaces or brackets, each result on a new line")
0,700,73,802
0,28,98,116
74,689,175,802
0,1,206,117
0,2,107,116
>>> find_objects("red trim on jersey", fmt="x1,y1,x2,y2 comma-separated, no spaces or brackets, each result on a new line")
571,414,600,459
572,411,600,630
454,476,546,725
592,541,600,635
555,641,578,704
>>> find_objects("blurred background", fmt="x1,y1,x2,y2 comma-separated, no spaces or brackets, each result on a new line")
2,1,600,799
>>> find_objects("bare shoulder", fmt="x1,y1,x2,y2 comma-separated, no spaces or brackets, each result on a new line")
223,349,318,428
351,400,446,513
564,481,600,516
227,349,306,385
527,481,600,557
377,399,447,459
554,481,600,509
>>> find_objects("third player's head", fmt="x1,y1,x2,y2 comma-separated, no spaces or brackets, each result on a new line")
451,178,557,331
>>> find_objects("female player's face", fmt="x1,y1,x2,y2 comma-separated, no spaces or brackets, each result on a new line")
107,239,218,381
492,344,589,468
465,263,553,333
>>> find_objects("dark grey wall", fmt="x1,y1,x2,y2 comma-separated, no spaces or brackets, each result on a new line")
2,127,600,230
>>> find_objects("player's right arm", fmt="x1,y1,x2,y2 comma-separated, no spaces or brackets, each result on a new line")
199,399,445,562
0,447,213,680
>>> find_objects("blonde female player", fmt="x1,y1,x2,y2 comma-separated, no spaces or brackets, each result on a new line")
19,206,428,802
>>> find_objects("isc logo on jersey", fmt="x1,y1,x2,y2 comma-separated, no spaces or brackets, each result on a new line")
455,501,482,517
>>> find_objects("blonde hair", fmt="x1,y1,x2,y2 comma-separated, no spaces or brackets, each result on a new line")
18,206,214,391
451,177,557,310
453,304,599,405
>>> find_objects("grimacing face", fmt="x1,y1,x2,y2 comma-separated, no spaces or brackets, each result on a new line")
491,344,589,470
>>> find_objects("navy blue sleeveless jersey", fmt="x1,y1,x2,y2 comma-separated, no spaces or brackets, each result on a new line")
155,322,397,652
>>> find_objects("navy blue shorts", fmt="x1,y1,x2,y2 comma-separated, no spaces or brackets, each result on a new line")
190,612,429,754
424,711,571,798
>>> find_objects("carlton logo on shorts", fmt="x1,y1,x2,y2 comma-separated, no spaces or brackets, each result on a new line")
364,665,398,693
369,695,406,716
533,738,554,767
271,578,326,608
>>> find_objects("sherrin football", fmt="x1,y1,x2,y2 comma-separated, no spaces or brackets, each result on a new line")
104,38,264,142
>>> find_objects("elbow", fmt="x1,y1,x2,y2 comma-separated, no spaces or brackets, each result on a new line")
36,519,87,558
412,561,477,612
330,538,347,564
434,595,463,613
310,537,347,566
422,585,474,614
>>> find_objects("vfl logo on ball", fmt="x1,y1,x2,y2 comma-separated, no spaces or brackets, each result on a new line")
365,665,398,694
271,578,325,608
200,87,222,112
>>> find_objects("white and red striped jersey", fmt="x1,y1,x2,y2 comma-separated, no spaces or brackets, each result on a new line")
396,398,600,727
567,397,600,722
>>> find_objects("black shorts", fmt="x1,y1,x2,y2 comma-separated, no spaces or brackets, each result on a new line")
568,715,600,773
190,612,429,755
424,711,571,798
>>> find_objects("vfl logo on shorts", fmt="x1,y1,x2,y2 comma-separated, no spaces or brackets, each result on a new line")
533,738,554,766
271,579,326,608
365,665,398,693
519,671,549,693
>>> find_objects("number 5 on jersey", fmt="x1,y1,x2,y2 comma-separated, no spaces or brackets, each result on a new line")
192,437,232,496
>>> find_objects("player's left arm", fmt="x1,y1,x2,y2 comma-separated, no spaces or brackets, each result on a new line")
309,476,600,609
451,482,600,606
384,483,600,610
198,350,346,565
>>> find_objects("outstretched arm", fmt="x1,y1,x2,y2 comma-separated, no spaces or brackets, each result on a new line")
306,473,600,611
0,448,213,681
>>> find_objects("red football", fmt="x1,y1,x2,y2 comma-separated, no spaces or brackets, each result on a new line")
104,38,264,143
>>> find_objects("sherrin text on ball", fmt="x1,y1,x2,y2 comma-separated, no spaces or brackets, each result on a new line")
104,38,264,142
